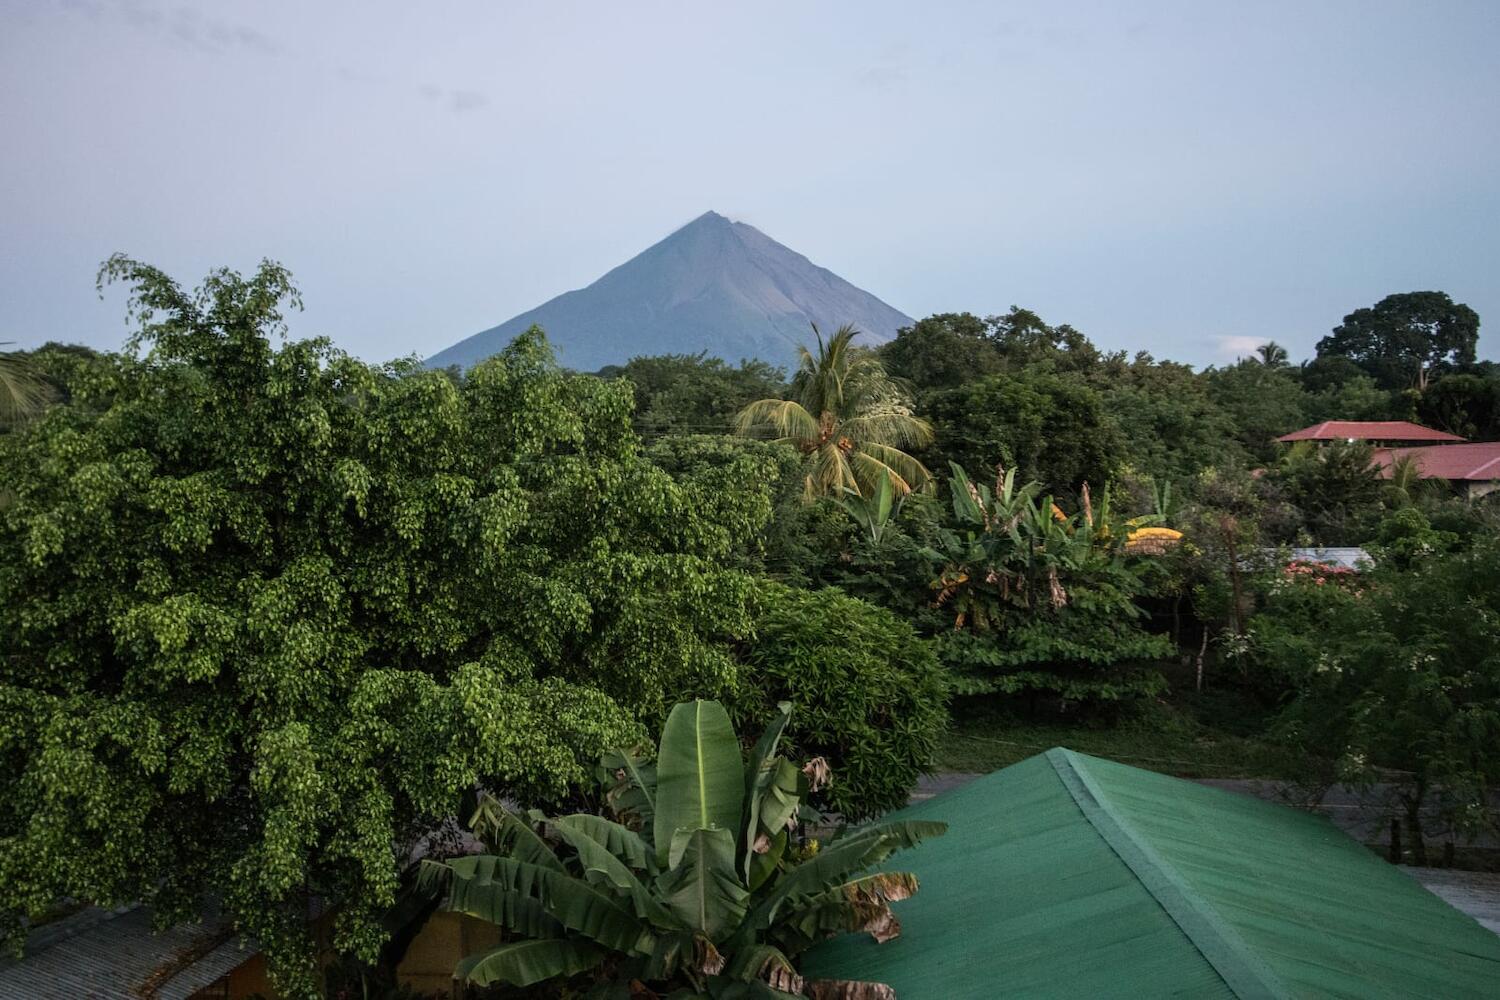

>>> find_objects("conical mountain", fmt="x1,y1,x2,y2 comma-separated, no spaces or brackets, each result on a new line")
426,211,913,372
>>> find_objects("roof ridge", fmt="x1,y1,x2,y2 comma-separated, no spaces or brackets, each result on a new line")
1046,748,1290,1000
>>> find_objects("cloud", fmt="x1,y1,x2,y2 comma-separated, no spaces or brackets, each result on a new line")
63,1,281,55
1216,335,1266,358
417,84,490,114
446,89,488,113
856,65,906,90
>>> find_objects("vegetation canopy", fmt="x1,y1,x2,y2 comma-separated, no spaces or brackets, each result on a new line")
421,700,945,999
735,324,932,499
0,257,775,996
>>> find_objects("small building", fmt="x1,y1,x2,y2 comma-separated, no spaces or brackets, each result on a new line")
0,901,494,999
1277,420,1465,447
1373,441,1500,500
804,748,1500,998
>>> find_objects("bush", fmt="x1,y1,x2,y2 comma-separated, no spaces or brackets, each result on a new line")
732,580,948,818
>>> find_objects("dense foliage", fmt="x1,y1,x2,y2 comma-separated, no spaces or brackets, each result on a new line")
735,324,932,497
5,253,1499,991
922,370,1122,498
734,581,948,818
1250,532,1500,859
1317,290,1480,389
0,259,767,993
422,700,944,998
924,465,1171,706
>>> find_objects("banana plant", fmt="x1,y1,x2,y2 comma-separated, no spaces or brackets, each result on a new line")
838,472,899,546
421,700,945,999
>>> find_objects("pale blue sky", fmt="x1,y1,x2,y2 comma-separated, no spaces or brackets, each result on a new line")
2,0,1497,367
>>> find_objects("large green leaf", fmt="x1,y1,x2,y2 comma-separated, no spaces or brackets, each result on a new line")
447,854,653,955
602,746,658,833
654,700,745,864
655,827,749,942
742,702,793,877
437,860,563,939
746,820,945,931
550,818,676,926
456,938,605,986
744,759,803,880
725,941,803,992
469,795,564,871
556,813,655,872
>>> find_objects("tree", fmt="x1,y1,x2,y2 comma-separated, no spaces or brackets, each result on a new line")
604,353,786,437
0,258,773,995
924,465,1172,707
1316,291,1480,390
0,344,51,426
421,701,945,997
1303,373,1393,424
1088,354,1241,484
1255,341,1290,368
1256,540,1500,863
1417,373,1500,440
923,370,1123,498
1204,359,1310,462
878,312,1002,392
988,306,1101,372
1272,441,1385,546
735,325,932,499
734,580,949,818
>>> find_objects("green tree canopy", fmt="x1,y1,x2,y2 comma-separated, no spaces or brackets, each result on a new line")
1416,373,1500,440
1088,354,1241,484
1316,291,1480,389
879,311,1004,391
602,352,786,437
923,370,1123,498
1256,539,1500,862
1204,358,1311,462
0,257,770,994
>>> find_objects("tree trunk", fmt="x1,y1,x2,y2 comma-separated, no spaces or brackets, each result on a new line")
1403,786,1428,867
1195,629,1208,693
1388,817,1402,863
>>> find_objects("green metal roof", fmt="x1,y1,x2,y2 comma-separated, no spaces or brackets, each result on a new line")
803,749,1500,998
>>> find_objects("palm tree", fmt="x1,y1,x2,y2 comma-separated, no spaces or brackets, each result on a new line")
735,325,933,498
0,345,50,425
1256,341,1289,368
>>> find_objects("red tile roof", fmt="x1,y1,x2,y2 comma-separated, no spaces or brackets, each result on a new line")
1373,442,1500,481
1278,421,1465,444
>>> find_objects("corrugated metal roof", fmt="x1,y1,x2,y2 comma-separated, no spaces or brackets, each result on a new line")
1373,442,1500,482
1278,421,1464,443
0,903,253,1000
1287,547,1370,571
803,749,1500,998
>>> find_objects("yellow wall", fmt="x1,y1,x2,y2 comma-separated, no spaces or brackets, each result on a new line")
396,911,503,998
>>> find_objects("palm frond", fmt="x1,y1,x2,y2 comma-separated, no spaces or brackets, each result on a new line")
734,398,819,442
0,349,52,424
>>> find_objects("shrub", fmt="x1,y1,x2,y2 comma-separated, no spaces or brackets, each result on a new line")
733,580,948,819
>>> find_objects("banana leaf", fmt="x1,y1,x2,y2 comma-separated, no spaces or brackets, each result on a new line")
456,938,605,986
654,700,745,864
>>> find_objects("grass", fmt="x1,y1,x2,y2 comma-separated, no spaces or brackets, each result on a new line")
934,692,1305,781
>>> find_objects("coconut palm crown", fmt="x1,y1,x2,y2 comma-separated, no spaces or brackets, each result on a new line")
735,324,933,499
0,344,51,426
420,700,944,999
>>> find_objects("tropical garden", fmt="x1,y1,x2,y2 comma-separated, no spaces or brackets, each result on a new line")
2,262,1499,997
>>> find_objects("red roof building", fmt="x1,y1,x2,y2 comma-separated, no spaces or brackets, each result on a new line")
1373,442,1500,500
1277,421,1466,446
